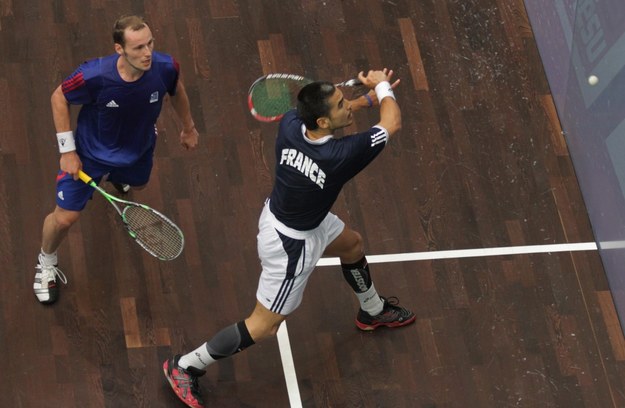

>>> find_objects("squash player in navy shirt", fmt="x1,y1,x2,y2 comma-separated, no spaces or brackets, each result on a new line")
164,69,414,408
34,15,199,304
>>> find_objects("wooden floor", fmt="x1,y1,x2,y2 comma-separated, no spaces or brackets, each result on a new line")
1,0,625,407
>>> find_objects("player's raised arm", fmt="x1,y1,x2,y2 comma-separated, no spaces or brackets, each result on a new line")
357,69,402,136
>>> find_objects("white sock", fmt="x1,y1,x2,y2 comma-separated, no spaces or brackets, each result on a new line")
39,248,58,266
356,284,384,316
178,343,217,370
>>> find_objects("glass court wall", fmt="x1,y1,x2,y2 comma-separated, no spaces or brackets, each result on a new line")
525,0,625,332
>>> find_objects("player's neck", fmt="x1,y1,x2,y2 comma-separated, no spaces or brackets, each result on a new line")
117,57,145,82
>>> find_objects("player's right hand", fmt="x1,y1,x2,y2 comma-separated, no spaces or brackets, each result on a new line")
60,151,83,180
358,68,400,88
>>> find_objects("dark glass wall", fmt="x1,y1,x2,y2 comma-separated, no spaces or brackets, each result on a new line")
525,0,625,330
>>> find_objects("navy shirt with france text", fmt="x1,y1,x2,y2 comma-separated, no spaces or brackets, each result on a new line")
269,109,388,230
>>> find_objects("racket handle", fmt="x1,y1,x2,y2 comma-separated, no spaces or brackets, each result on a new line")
78,170,93,184
336,78,362,87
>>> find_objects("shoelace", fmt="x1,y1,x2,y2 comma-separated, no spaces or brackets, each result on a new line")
382,296,409,316
174,371,201,399
37,255,68,285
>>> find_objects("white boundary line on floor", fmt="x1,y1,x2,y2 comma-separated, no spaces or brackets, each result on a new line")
317,241,598,266
277,241,598,407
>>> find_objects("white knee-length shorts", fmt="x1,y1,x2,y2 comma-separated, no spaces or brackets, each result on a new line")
256,200,344,315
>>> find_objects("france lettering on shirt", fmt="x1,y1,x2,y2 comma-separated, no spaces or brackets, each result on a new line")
279,148,326,189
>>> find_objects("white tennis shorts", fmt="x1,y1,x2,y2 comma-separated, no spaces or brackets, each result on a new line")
256,200,345,315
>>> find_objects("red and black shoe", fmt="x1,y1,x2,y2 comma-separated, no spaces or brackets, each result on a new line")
356,296,416,331
163,355,206,408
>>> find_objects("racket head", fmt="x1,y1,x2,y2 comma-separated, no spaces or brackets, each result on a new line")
121,204,185,261
247,74,313,122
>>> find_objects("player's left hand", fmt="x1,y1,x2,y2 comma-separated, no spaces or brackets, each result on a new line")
180,126,199,150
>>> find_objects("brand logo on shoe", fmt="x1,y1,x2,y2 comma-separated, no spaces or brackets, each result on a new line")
106,100,119,108
149,91,159,103
57,190,64,200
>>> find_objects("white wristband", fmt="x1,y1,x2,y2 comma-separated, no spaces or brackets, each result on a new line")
56,131,76,153
374,81,396,102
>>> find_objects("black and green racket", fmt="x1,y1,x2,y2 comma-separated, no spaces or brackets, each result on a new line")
247,73,362,122
78,170,184,260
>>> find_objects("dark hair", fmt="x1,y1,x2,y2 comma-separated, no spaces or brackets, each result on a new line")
113,15,149,47
296,81,336,130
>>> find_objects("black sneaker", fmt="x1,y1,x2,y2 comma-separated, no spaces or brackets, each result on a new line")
34,254,68,304
163,355,206,408
356,296,416,331
109,181,130,194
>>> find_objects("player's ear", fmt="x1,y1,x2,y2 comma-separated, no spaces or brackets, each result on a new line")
114,43,124,55
316,116,330,130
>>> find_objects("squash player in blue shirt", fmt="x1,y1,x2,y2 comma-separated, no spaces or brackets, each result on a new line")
34,15,199,304
163,69,415,408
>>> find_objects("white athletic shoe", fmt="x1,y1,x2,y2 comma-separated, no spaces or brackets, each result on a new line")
34,254,68,304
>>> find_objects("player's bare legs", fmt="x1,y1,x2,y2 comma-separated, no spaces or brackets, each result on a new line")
41,206,80,254
34,206,74,304
325,226,416,331
164,302,283,408
244,301,287,340
324,226,364,262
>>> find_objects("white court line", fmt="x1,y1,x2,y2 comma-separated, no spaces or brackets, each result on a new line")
277,321,302,408
277,241,598,407
316,242,598,266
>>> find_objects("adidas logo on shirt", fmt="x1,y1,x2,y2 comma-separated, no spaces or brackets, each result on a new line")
106,100,119,108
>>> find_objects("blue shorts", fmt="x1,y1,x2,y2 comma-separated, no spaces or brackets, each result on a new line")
55,147,155,211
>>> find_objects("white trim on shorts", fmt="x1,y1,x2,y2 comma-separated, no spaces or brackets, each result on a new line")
256,199,345,315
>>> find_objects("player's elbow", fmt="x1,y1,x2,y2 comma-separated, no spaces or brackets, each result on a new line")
50,86,61,103
383,115,402,135
389,118,402,135
51,86,67,107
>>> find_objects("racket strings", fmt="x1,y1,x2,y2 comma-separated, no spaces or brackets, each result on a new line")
249,79,310,119
123,206,184,260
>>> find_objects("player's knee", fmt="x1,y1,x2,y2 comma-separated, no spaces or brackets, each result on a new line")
53,208,80,229
245,309,285,341
347,230,364,258
253,320,282,340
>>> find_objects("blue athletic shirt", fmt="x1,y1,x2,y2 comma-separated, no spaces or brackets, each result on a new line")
61,51,179,166
269,109,388,230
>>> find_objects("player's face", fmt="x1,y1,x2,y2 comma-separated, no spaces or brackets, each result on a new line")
119,26,154,72
324,88,353,130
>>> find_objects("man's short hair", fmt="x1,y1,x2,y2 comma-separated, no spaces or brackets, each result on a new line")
297,81,336,130
113,15,149,47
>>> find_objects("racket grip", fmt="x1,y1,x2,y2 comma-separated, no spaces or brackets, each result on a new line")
78,170,93,184
336,79,362,87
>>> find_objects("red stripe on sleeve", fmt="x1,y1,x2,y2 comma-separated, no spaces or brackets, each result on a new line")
62,72,85,94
